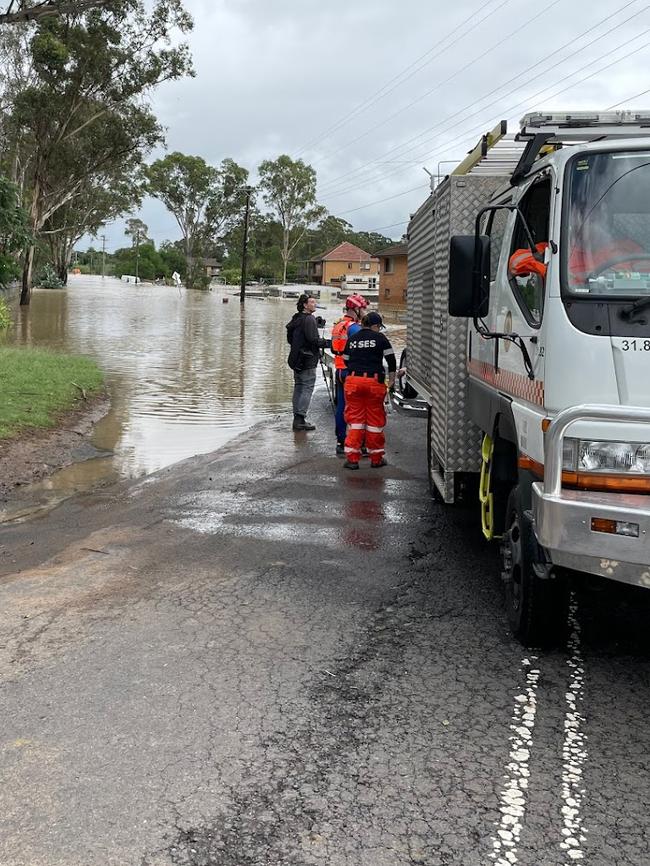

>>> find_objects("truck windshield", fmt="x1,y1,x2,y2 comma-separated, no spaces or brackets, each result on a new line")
565,151,650,297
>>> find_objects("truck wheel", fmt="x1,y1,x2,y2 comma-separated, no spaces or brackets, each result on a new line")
397,349,418,399
427,406,445,503
501,485,567,647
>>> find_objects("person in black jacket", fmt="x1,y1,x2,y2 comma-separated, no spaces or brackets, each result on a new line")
286,294,330,431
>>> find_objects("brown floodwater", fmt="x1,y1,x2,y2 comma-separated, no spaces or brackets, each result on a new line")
0,276,360,517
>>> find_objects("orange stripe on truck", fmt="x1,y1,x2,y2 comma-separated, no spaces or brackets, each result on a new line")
468,359,544,407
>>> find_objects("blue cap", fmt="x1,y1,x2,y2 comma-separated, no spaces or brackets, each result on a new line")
364,311,383,327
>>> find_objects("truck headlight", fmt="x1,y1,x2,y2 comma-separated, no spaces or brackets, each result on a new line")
562,438,650,474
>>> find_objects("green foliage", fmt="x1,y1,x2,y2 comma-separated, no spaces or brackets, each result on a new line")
221,267,241,285
0,296,12,329
257,155,326,283
158,240,186,278
112,242,166,282
0,346,103,439
31,28,69,69
37,262,64,288
0,175,30,287
147,152,248,289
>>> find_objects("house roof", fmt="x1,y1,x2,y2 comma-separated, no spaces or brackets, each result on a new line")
374,242,408,258
310,241,377,263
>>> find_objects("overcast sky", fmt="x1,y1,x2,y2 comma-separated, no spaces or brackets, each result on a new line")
98,0,650,252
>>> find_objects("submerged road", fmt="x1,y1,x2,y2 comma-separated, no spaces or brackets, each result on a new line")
0,395,649,866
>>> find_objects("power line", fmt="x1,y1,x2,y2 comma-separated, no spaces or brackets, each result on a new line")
361,221,409,234
606,87,650,109
318,0,645,197
326,35,650,218
314,0,563,169
319,9,650,201
294,0,513,156
347,82,650,234
335,185,429,217
338,34,650,204
316,0,650,195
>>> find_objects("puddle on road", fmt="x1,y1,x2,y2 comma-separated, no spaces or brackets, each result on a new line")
169,486,412,552
0,454,115,524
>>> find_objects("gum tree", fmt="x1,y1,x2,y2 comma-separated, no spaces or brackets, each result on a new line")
2,0,194,304
257,155,325,285
147,153,249,290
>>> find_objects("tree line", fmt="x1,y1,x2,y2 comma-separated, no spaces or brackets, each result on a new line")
0,1,394,303
76,212,394,286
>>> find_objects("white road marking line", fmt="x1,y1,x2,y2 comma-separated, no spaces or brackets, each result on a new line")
560,594,588,863
491,657,540,865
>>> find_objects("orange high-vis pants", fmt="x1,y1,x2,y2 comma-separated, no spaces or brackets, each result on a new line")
343,375,387,466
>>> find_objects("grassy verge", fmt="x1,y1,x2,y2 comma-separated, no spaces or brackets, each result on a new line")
0,346,104,440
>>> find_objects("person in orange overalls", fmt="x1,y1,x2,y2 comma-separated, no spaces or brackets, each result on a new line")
330,293,368,455
342,311,396,470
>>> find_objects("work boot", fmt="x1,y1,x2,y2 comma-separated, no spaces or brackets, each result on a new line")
293,414,316,431
336,442,345,456
371,458,387,468
343,460,359,470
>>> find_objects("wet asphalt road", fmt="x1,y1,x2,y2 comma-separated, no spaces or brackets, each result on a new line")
1,394,649,866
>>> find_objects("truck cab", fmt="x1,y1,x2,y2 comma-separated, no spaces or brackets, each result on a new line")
406,111,650,645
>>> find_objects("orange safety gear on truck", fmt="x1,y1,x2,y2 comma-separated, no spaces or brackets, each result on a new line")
508,242,549,280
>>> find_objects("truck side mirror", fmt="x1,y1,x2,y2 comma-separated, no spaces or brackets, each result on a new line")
449,234,490,318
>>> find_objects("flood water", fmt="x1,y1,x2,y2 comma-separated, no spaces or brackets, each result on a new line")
1,276,349,505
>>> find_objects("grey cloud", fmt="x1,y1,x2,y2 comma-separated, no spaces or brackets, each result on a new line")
98,0,650,251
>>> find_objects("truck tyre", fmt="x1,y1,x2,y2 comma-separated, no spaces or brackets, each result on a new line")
427,406,445,503
397,349,418,399
502,485,567,647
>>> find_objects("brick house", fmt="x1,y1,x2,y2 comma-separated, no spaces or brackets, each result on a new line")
376,241,408,312
307,242,380,291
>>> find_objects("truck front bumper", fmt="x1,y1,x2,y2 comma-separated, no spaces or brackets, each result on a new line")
532,483,650,587
531,404,650,589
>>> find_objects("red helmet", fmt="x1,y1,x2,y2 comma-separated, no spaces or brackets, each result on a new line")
345,293,369,311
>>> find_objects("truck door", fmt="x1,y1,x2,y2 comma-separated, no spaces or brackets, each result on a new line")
479,173,552,404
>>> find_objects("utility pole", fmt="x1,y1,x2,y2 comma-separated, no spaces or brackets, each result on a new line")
240,186,252,304
135,228,140,284
100,234,106,278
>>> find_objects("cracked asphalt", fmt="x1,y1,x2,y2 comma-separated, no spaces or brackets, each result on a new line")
1,395,649,866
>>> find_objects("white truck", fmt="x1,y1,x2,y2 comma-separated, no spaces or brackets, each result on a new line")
402,112,650,645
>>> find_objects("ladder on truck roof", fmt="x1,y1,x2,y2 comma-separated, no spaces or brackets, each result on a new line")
447,112,650,188
450,120,526,178
512,110,650,184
